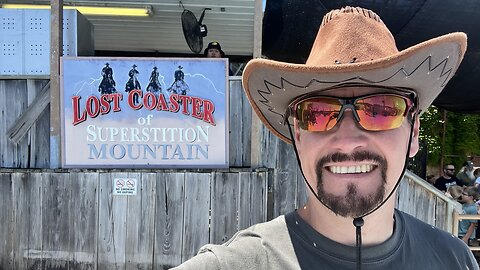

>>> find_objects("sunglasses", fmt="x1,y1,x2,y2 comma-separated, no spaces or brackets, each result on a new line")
446,168,455,171
289,92,416,132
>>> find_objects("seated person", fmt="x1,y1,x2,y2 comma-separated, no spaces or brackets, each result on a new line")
458,186,479,245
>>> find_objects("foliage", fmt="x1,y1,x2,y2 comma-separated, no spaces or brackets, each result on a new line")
419,106,480,169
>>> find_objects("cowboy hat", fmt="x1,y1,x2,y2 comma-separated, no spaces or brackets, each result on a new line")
242,6,467,144
204,41,226,57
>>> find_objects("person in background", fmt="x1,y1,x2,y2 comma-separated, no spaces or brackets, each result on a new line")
457,161,476,186
426,174,436,185
434,164,460,192
458,186,479,245
447,185,463,201
204,41,233,75
473,168,480,190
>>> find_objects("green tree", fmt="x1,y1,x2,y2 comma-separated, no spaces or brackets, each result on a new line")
419,106,480,169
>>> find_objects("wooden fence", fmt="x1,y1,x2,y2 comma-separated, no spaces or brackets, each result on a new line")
0,170,269,269
0,78,462,269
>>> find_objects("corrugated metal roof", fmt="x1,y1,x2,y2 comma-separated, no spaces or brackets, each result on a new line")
3,0,255,56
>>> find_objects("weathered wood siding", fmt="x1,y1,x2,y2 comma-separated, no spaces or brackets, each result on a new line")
1,170,268,269
0,80,50,168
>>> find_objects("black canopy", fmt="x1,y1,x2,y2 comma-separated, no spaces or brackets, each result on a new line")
262,0,480,113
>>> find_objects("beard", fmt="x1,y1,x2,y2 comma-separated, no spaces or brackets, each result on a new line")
315,151,388,218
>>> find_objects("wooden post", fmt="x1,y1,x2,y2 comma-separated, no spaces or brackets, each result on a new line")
50,0,63,168
250,0,263,168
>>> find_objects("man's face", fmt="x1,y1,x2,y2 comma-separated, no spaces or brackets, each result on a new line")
207,48,222,58
294,87,419,218
444,165,455,177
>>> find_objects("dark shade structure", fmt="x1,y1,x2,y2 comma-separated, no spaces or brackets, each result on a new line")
262,0,480,113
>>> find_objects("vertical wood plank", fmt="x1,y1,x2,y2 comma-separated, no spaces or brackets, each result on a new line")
12,172,27,270
241,86,252,167
0,173,13,269
229,79,243,167
0,81,6,166
238,171,267,230
154,173,185,269
49,0,63,168
412,183,436,225
30,80,50,168
42,172,71,269
70,172,99,270
182,173,210,262
210,172,239,244
98,172,128,270
228,79,252,167
14,172,44,270
435,198,448,231
258,126,279,168
126,172,155,270
12,80,30,168
253,0,263,58
0,80,28,168
238,172,253,230
273,171,297,217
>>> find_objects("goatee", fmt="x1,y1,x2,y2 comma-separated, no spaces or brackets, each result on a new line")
315,151,388,218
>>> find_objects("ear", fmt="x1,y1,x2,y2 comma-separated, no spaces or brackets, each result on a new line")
408,115,420,158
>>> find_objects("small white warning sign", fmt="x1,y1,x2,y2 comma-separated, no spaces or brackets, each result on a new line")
113,178,137,196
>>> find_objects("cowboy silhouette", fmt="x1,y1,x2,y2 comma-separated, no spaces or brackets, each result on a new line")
125,64,141,103
146,66,162,94
167,65,190,95
98,63,116,94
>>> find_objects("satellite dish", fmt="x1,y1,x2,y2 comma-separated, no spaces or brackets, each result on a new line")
180,3,211,54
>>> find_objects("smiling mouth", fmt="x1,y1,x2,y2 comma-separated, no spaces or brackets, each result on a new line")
327,164,377,174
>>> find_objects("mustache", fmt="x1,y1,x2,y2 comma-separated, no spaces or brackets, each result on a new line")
317,151,386,167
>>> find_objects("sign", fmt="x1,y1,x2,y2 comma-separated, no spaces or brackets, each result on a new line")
61,57,228,168
113,178,137,195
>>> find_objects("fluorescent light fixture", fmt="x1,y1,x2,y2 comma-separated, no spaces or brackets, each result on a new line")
1,4,151,17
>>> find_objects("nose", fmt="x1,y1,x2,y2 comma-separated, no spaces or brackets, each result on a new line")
329,110,368,152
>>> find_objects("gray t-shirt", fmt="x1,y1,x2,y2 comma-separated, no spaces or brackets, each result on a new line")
286,209,478,270
172,210,478,269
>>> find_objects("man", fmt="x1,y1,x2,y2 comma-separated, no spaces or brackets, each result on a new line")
174,6,477,269
458,186,479,245
204,41,233,75
434,164,460,191
474,168,480,189
204,41,225,58
457,161,476,186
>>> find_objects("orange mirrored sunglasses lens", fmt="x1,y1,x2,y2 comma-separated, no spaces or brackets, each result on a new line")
296,98,341,131
355,95,408,130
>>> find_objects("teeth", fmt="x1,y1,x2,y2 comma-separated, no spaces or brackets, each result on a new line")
329,164,374,174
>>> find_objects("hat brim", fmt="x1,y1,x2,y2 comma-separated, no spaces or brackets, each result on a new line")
242,33,467,144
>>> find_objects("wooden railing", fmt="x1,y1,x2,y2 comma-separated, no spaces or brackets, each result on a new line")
453,213,480,251
397,170,462,233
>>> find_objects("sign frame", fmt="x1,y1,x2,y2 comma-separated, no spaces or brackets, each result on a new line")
60,56,229,168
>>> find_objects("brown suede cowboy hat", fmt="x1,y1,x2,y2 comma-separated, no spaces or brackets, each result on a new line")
242,6,467,144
